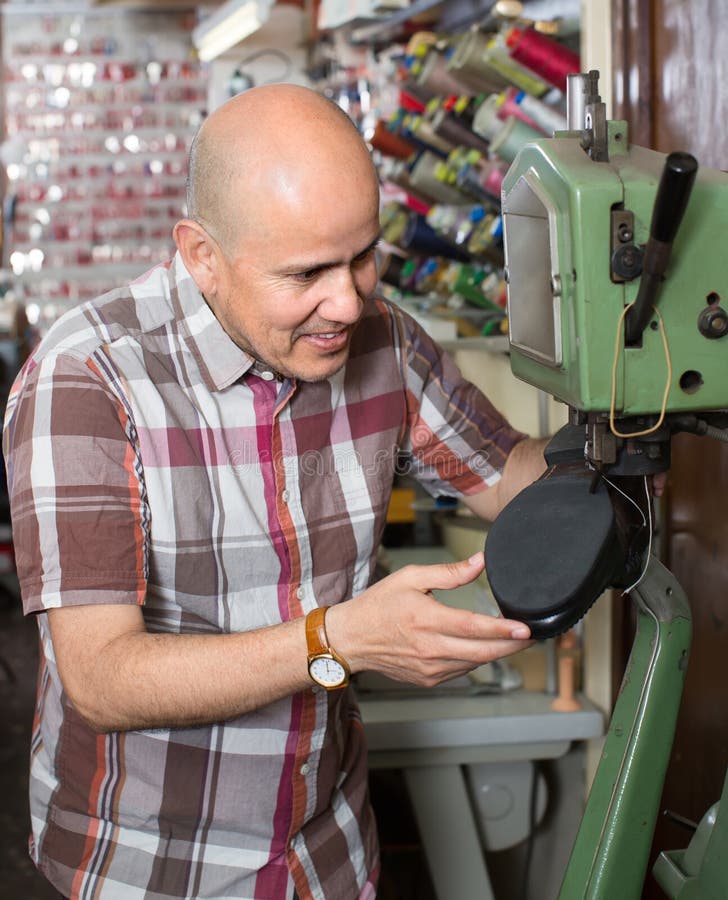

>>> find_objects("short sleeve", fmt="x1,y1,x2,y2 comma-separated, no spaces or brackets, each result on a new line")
3,351,148,613
395,308,528,498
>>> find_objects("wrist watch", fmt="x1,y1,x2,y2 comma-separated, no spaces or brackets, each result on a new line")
306,606,350,690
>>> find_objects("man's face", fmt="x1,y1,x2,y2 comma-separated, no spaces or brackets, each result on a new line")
209,173,381,383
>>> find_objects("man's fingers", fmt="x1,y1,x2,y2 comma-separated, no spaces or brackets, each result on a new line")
398,552,486,593
451,607,531,642
390,554,531,640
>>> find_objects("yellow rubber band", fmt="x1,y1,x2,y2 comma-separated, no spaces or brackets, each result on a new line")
609,302,672,439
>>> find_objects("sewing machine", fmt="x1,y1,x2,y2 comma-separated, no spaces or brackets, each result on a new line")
485,70,728,898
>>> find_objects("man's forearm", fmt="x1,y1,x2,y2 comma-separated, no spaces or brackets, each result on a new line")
49,606,311,733
49,552,535,733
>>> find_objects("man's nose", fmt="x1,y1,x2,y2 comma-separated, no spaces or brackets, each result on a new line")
317,266,365,324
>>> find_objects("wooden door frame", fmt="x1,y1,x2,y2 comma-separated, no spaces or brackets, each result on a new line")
610,0,655,147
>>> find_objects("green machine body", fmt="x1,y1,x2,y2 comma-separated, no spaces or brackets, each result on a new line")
501,121,728,420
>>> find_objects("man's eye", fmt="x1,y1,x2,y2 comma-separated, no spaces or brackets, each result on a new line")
293,268,321,283
354,243,380,264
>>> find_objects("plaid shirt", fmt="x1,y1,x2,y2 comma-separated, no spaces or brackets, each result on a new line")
4,254,525,900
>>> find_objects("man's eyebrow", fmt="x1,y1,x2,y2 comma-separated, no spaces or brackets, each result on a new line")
281,233,382,274
356,233,383,255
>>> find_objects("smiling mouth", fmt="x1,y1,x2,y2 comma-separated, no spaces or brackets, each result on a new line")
299,328,349,348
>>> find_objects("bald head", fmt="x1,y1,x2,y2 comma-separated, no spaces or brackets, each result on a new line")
186,84,379,255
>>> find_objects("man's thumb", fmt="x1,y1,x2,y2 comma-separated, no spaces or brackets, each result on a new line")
414,551,485,592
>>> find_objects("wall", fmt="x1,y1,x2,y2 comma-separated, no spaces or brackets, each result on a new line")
204,2,311,111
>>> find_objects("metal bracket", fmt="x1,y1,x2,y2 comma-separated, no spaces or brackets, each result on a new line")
610,209,644,282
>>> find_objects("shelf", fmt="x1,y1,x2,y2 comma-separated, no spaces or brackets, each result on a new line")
439,335,510,353
5,102,203,118
8,124,197,138
2,7,207,327
9,262,166,282
16,194,185,213
20,151,192,168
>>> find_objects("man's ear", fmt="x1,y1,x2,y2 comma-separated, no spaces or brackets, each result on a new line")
173,219,221,298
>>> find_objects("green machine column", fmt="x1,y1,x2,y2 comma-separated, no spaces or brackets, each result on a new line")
558,557,691,899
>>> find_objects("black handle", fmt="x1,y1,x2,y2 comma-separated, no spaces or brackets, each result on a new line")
650,151,698,244
625,151,699,344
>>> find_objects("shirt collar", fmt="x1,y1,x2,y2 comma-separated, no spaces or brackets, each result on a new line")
171,252,258,392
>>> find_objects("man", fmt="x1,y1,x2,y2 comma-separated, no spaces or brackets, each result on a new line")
4,84,546,899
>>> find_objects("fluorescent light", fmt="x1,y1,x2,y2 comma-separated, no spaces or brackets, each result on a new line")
192,0,273,62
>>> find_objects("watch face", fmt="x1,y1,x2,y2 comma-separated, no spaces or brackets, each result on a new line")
309,655,347,688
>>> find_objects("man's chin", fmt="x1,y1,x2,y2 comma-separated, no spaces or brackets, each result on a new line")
289,349,349,383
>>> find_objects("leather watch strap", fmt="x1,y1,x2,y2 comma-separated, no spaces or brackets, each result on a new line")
305,606,330,656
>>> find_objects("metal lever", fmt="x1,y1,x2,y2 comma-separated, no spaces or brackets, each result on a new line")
624,151,699,345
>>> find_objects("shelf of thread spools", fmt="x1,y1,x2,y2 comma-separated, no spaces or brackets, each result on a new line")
366,11,578,345
377,197,508,344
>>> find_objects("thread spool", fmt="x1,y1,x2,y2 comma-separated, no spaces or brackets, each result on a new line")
399,79,436,108
409,151,469,205
417,48,475,98
443,262,495,307
498,87,567,136
413,256,448,293
390,112,448,159
405,31,438,57
481,162,506,199
370,120,417,159
380,202,412,245
471,94,504,142
431,107,491,154
466,211,503,258
513,89,567,134
453,167,496,204
426,202,484,246
378,251,409,288
408,116,456,156
482,34,550,97
399,256,423,291
404,193,431,216
445,93,479,127
379,161,434,212
497,87,543,133
399,89,428,113
402,212,470,261
506,27,581,93
447,29,509,93
489,115,542,164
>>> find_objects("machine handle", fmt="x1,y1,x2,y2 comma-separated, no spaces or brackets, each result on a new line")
625,151,698,344
650,151,698,243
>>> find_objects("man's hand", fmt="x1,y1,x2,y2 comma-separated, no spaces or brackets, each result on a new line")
463,436,549,523
326,552,531,688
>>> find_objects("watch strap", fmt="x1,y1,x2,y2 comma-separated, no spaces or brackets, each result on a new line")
305,606,330,658
305,606,350,687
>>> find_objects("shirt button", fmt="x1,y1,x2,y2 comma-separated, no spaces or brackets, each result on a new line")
300,762,310,776
281,489,290,503
296,586,305,600
259,370,276,381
